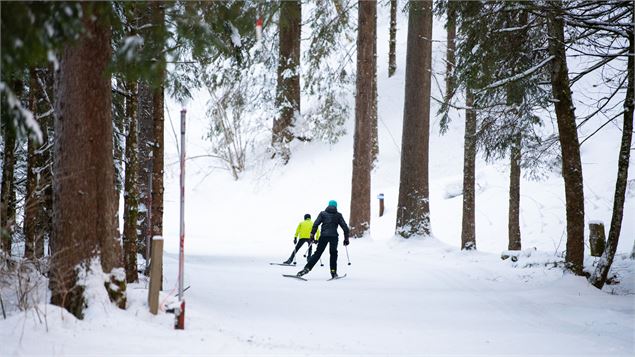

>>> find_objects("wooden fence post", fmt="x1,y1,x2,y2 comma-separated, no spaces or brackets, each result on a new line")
589,222,606,257
378,193,384,217
148,236,164,314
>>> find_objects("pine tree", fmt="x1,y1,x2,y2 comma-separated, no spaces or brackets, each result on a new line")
589,9,634,289
272,0,301,163
150,1,166,244
441,1,550,252
123,81,139,283
350,0,376,238
388,0,397,77
1,80,20,255
396,0,433,238
50,3,122,318
24,68,50,259
547,1,585,275
461,89,476,250
370,6,379,165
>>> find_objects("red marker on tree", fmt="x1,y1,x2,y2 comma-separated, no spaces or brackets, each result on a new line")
256,17,263,44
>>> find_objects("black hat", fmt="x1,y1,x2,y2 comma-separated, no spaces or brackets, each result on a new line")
304,214,311,220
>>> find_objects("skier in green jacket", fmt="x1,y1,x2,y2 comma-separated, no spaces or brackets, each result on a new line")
283,214,320,265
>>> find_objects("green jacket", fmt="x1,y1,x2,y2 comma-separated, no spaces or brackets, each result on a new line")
295,219,320,240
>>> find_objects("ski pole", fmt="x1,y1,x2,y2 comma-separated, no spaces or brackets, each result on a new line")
319,256,324,267
345,245,351,265
303,245,310,258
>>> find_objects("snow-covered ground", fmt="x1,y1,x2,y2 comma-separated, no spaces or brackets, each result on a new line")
2,4,634,356
3,238,633,356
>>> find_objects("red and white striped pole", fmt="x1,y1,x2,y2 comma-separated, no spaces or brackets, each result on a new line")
176,108,186,330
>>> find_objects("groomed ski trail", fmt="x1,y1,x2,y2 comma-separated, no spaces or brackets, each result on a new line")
162,238,634,356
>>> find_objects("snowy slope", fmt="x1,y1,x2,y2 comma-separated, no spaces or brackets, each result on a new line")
1,3,634,356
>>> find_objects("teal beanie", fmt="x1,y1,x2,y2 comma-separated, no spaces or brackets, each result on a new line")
328,200,337,208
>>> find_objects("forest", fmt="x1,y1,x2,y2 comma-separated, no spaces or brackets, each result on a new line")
0,1,633,355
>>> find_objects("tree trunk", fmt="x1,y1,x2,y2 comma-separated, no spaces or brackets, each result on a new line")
0,81,20,255
370,5,379,165
350,0,376,238
272,0,301,163
123,82,139,283
112,91,125,247
35,67,55,258
388,0,397,77
151,85,164,241
396,0,433,238
24,68,41,259
461,89,476,250
589,28,634,288
508,133,522,251
547,2,585,275
505,10,527,252
151,1,166,243
50,3,120,318
136,4,155,265
137,81,153,262
445,2,456,101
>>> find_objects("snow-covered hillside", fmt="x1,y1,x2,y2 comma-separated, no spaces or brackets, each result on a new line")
1,3,633,356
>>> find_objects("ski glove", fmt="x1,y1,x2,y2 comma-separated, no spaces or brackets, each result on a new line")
343,238,350,246
294,238,297,244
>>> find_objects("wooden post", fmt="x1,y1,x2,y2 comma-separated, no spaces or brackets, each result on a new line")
378,193,385,217
148,236,163,314
589,222,606,257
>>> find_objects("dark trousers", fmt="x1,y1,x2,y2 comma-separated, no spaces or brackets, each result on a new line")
305,236,338,272
288,238,311,261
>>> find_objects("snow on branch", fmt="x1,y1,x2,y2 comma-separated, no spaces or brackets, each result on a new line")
479,55,555,92
570,48,628,85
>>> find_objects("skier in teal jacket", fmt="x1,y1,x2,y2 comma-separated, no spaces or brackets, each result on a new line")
297,200,349,278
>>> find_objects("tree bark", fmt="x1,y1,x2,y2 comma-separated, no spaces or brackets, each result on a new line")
388,0,397,77
505,10,527,252
50,3,121,318
123,82,139,283
272,0,301,163
0,81,20,255
371,5,379,165
461,89,476,250
589,28,634,288
37,67,55,258
548,2,585,275
24,68,43,259
508,132,522,251
350,0,376,238
137,82,153,262
151,1,165,243
445,2,456,101
136,4,155,264
396,0,433,238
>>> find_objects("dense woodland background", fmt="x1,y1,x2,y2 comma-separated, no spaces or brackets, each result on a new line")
0,0,633,321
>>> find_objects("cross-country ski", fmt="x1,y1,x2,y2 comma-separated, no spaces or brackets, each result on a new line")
327,273,347,281
282,274,307,281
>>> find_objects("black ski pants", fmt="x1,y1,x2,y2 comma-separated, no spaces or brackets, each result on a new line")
305,235,338,272
288,238,312,262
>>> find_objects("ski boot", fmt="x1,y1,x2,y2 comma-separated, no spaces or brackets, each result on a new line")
283,259,292,265
330,269,338,279
297,268,309,277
